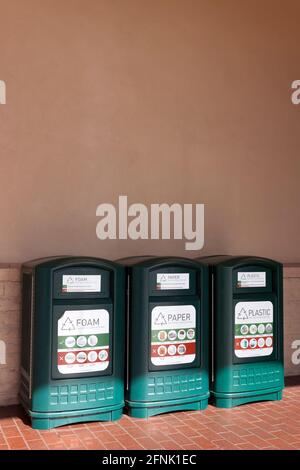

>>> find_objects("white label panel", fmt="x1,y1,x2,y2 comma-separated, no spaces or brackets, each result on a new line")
234,301,273,358
62,275,101,293
237,272,266,288
156,273,190,290
57,309,109,374
151,305,196,366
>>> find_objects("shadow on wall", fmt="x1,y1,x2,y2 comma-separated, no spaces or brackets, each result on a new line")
285,376,300,387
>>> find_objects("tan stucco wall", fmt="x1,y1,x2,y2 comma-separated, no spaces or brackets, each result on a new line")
284,265,300,376
0,0,299,263
0,265,21,406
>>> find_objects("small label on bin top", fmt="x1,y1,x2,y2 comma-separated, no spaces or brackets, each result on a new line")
237,272,266,288
62,275,101,293
156,273,189,290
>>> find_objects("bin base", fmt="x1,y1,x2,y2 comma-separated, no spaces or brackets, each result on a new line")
212,388,283,409
126,395,209,419
26,405,124,430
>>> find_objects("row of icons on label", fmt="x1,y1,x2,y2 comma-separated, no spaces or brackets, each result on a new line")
157,329,195,342
237,337,273,349
64,335,99,349
156,344,187,357
60,349,109,364
239,323,272,335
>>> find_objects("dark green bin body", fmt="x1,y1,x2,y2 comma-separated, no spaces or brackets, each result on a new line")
119,256,210,418
20,256,125,429
199,255,284,408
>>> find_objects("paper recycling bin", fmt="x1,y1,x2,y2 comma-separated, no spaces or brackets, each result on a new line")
119,256,209,418
20,256,125,429
199,255,284,408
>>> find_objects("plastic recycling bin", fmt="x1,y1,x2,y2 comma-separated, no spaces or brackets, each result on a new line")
199,255,284,408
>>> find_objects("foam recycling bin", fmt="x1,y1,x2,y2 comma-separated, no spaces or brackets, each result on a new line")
119,256,210,418
200,255,284,408
20,256,125,429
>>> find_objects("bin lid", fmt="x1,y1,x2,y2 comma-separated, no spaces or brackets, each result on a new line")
117,255,207,269
22,256,121,270
198,255,281,268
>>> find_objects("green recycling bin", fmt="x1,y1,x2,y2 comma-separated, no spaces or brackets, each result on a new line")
118,256,210,418
199,255,284,408
19,256,125,429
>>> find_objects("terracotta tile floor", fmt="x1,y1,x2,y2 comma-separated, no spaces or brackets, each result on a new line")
0,378,300,451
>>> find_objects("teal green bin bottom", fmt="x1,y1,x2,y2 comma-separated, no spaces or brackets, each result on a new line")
126,394,209,419
211,387,283,409
26,403,124,430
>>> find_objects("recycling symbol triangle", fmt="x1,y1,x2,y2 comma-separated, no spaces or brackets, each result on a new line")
61,317,75,331
154,312,167,326
237,308,248,320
